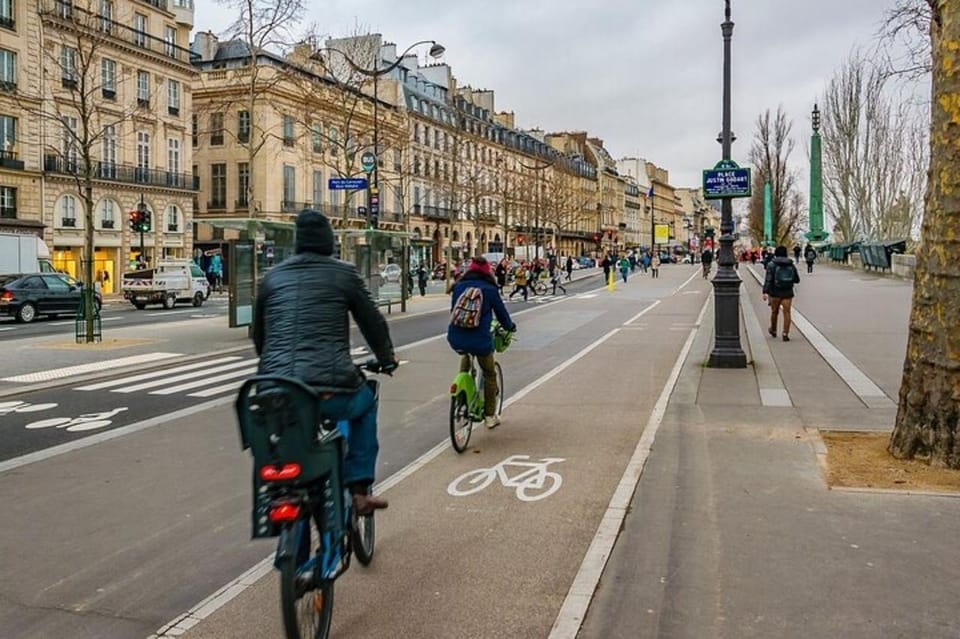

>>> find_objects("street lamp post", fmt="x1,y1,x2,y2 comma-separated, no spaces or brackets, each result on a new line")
709,0,747,368
516,158,553,261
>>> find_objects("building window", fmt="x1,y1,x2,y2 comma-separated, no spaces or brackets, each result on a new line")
413,123,419,144
60,194,77,227
237,110,249,143
0,186,15,218
167,137,180,174
99,198,116,229
133,13,147,48
61,115,78,171
393,149,402,172
191,114,197,147
210,163,226,208
166,205,180,232
164,26,177,57
312,170,323,207
0,114,15,159
136,70,149,106
237,162,249,206
98,0,112,33
210,112,223,146
100,57,115,98
167,79,180,115
0,49,15,91
60,46,76,87
329,127,338,156
136,130,150,182
282,165,295,208
100,123,116,177
311,122,323,153
282,116,294,147
330,188,339,207
0,0,13,30
56,0,72,19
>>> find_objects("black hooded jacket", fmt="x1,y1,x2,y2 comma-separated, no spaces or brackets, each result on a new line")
252,253,394,392
763,256,800,299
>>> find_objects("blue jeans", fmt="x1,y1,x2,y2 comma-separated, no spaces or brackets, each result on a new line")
319,383,379,487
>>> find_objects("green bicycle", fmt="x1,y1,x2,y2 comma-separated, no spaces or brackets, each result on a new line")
448,320,514,453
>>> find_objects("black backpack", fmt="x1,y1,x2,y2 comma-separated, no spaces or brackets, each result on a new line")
774,263,796,287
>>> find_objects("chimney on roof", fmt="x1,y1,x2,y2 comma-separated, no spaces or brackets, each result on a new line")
192,31,219,62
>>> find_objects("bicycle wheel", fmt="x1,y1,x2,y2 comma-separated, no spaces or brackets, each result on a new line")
493,362,504,416
449,392,473,453
351,501,376,566
279,555,334,639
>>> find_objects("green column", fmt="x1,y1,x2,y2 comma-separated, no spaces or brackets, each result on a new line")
763,181,773,246
806,103,829,242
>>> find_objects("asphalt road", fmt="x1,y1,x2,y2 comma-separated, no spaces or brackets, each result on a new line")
0,273,604,463
0,295,231,341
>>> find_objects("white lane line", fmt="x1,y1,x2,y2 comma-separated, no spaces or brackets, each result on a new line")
147,303,627,639
743,266,892,407
548,295,711,639
146,310,196,317
1,352,182,384
150,366,258,395
117,360,256,394
75,356,246,391
0,327,16,332
187,380,246,398
674,266,701,294
623,300,661,325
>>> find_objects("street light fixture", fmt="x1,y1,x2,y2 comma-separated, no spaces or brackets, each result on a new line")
515,158,554,261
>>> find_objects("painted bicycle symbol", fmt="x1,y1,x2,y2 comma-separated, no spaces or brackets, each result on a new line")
24,407,128,433
0,400,59,416
447,455,566,502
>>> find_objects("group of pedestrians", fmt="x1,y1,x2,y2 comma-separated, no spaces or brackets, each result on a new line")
600,250,660,281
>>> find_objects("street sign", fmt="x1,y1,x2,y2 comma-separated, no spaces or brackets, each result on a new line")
357,206,367,215
328,177,368,190
702,160,751,199
360,152,376,174
654,224,670,244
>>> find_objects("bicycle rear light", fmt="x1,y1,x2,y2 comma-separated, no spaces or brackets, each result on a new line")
450,384,458,394
268,501,301,523
259,462,302,482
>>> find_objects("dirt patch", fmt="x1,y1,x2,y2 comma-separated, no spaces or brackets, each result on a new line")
820,431,960,493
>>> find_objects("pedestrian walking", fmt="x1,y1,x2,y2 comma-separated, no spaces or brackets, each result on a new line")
416,264,428,296
700,247,714,279
508,263,529,302
650,253,661,278
793,245,802,263
762,245,800,341
550,266,567,295
761,248,774,270
618,255,630,283
629,252,638,273
495,259,508,295
804,244,817,274
565,255,574,281
601,253,613,281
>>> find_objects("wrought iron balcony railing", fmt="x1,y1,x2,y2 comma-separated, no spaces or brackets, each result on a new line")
44,155,199,190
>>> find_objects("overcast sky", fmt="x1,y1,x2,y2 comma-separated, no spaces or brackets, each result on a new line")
194,0,912,189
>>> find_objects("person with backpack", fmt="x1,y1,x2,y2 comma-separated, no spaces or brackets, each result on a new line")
447,257,517,429
804,244,817,274
618,255,630,283
763,245,801,341
508,262,529,301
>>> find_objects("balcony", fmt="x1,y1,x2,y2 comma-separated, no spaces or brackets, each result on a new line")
0,16,14,30
281,201,312,213
44,155,198,191
101,87,116,100
40,0,200,65
421,205,452,221
0,80,15,93
210,134,224,146
235,198,249,209
61,217,77,227
61,76,77,89
0,150,25,170
101,219,115,229
167,223,180,232
207,200,226,210
168,106,180,116
137,0,168,12
137,98,150,108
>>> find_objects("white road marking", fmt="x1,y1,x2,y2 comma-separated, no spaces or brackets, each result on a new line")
75,356,247,391
548,295,711,639
146,310,196,317
623,300,661,325
1,352,181,383
150,366,258,396
116,360,255,394
0,327,16,331
187,381,246,398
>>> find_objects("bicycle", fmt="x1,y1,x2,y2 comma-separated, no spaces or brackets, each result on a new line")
448,321,514,453
236,360,392,639
530,275,548,296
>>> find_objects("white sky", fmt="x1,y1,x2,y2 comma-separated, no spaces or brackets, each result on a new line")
193,0,919,190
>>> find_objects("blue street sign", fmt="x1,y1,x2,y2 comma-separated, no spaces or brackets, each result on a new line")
703,161,751,199
328,177,368,190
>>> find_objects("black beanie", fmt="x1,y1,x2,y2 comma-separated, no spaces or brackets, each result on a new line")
295,209,335,255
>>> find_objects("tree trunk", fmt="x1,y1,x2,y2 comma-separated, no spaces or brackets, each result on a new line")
888,1,960,468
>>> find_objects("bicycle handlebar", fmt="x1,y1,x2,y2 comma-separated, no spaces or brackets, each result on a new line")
358,359,398,376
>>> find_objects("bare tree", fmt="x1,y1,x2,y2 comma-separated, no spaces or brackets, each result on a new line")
889,0,959,468
22,0,146,341
747,107,803,246
879,0,934,79
821,50,928,242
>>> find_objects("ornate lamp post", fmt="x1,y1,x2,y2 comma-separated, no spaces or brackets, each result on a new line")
806,104,829,243
709,0,747,368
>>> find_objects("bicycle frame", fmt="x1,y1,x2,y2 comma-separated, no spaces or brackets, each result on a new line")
450,358,484,421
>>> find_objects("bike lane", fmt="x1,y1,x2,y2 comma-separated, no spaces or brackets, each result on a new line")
182,272,710,639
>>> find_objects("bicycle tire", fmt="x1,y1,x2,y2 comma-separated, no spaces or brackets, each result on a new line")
279,555,335,639
351,505,376,566
493,362,504,416
449,392,473,453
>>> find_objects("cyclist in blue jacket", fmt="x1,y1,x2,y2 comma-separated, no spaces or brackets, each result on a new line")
447,256,517,429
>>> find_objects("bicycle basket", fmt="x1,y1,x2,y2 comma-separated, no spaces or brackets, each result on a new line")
491,319,514,353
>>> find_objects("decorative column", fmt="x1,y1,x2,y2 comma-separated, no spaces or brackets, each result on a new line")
806,104,829,242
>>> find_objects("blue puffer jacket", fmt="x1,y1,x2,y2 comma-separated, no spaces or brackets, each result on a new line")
446,271,516,355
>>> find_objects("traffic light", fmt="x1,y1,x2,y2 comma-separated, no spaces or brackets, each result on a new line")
517,234,525,245
593,234,601,244
129,210,141,233
705,226,716,239
141,210,151,232
368,189,380,229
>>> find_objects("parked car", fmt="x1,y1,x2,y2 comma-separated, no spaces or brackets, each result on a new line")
0,273,103,323
378,264,402,284
577,256,596,269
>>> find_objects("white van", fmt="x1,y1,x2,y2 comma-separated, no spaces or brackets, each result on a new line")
122,260,211,310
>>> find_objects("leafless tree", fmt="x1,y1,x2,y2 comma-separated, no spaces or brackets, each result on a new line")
22,0,147,341
820,49,928,242
879,0,934,79
747,107,803,246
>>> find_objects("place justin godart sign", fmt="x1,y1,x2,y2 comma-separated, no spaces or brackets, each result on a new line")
702,159,751,200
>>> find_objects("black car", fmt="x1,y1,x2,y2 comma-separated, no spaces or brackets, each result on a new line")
0,273,103,323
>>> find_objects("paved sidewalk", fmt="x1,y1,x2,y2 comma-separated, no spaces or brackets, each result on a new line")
580,265,960,638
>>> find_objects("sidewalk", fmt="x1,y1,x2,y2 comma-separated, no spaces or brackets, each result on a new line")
579,264,960,638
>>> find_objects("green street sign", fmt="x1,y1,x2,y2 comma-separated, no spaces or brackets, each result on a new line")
361,151,376,174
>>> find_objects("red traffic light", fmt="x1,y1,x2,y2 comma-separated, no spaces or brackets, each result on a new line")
517,235,525,245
